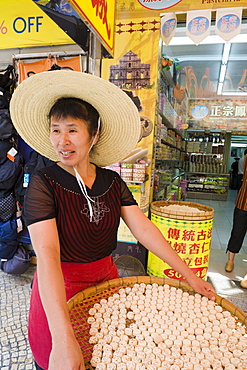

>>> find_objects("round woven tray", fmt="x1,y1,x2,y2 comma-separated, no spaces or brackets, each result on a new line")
67,276,247,369
151,200,214,221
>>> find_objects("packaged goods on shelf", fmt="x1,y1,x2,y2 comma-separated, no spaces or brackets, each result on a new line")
132,163,146,182
153,170,173,200
186,173,229,200
185,161,226,174
120,162,133,182
120,161,146,183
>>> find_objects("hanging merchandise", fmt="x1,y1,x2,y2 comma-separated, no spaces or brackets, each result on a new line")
14,150,55,207
0,193,16,222
186,10,211,45
0,151,23,198
0,65,16,94
0,139,15,164
160,13,177,46
18,55,82,83
215,8,242,42
0,108,17,140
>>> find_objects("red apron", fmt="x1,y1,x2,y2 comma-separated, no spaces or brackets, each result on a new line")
28,256,118,370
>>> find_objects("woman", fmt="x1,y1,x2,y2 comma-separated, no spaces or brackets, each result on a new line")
225,151,247,273
10,71,215,370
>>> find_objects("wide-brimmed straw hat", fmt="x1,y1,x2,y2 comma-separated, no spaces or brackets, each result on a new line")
9,70,141,167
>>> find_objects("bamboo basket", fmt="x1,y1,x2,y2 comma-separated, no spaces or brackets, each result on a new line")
67,276,247,370
151,200,214,221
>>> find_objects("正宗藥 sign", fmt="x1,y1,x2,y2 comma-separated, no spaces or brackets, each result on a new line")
215,8,242,42
187,98,247,131
160,13,177,46
186,10,211,45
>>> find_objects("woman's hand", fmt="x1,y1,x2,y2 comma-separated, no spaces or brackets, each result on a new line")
186,274,216,301
49,334,86,370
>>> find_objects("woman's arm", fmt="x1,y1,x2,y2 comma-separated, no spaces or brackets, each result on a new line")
28,219,85,370
121,205,216,300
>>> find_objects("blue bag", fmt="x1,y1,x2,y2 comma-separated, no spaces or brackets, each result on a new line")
0,217,18,242
0,240,18,259
0,244,31,275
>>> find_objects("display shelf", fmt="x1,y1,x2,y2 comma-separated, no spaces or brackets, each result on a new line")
160,68,175,87
126,178,148,194
161,139,185,152
185,173,230,201
153,61,185,203
158,109,181,133
186,191,228,201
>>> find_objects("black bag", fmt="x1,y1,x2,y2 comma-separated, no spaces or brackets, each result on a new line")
0,138,15,164
0,240,18,260
0,65,16,93
15,150,54,206
0,108,16,139
0,192,16,222
0,153,23,196
0,87,10,109
0,244,31,274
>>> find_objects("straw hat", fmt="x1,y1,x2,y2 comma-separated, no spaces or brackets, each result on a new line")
9,70,141,167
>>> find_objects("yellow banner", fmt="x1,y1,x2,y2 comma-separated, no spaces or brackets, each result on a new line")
0,0,74,49
102,13,160,245
117,0,246,18
147,214,213,280
68,0,116,55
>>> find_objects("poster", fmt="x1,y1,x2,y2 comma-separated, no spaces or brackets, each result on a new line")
101,12,160,246
0,0,74,49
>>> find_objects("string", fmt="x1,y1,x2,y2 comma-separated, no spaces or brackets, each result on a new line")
74,166,95,222
73,117,101,222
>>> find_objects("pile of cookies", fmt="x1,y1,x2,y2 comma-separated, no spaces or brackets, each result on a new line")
88,283,247,369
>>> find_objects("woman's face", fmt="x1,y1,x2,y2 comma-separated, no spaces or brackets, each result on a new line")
50,116,95,167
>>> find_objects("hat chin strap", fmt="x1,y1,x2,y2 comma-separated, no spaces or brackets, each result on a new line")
73,166,95,222
73,117,101,222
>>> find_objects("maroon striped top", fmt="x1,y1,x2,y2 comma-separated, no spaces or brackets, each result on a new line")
236,155,247,211
23,164,137,262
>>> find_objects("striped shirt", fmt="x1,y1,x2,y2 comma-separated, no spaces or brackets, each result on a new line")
236,155,247,211
23,164,137,262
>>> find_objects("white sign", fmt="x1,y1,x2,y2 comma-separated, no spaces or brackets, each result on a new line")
160,13,177,46
215,8,242,42
186,10,211,45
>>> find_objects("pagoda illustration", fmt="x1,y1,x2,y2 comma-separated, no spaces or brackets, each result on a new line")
109,51,150,89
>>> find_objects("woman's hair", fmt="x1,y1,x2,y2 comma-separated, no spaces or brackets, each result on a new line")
48,97,100,138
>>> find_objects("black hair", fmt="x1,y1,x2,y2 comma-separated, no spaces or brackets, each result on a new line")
48,97,100,138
